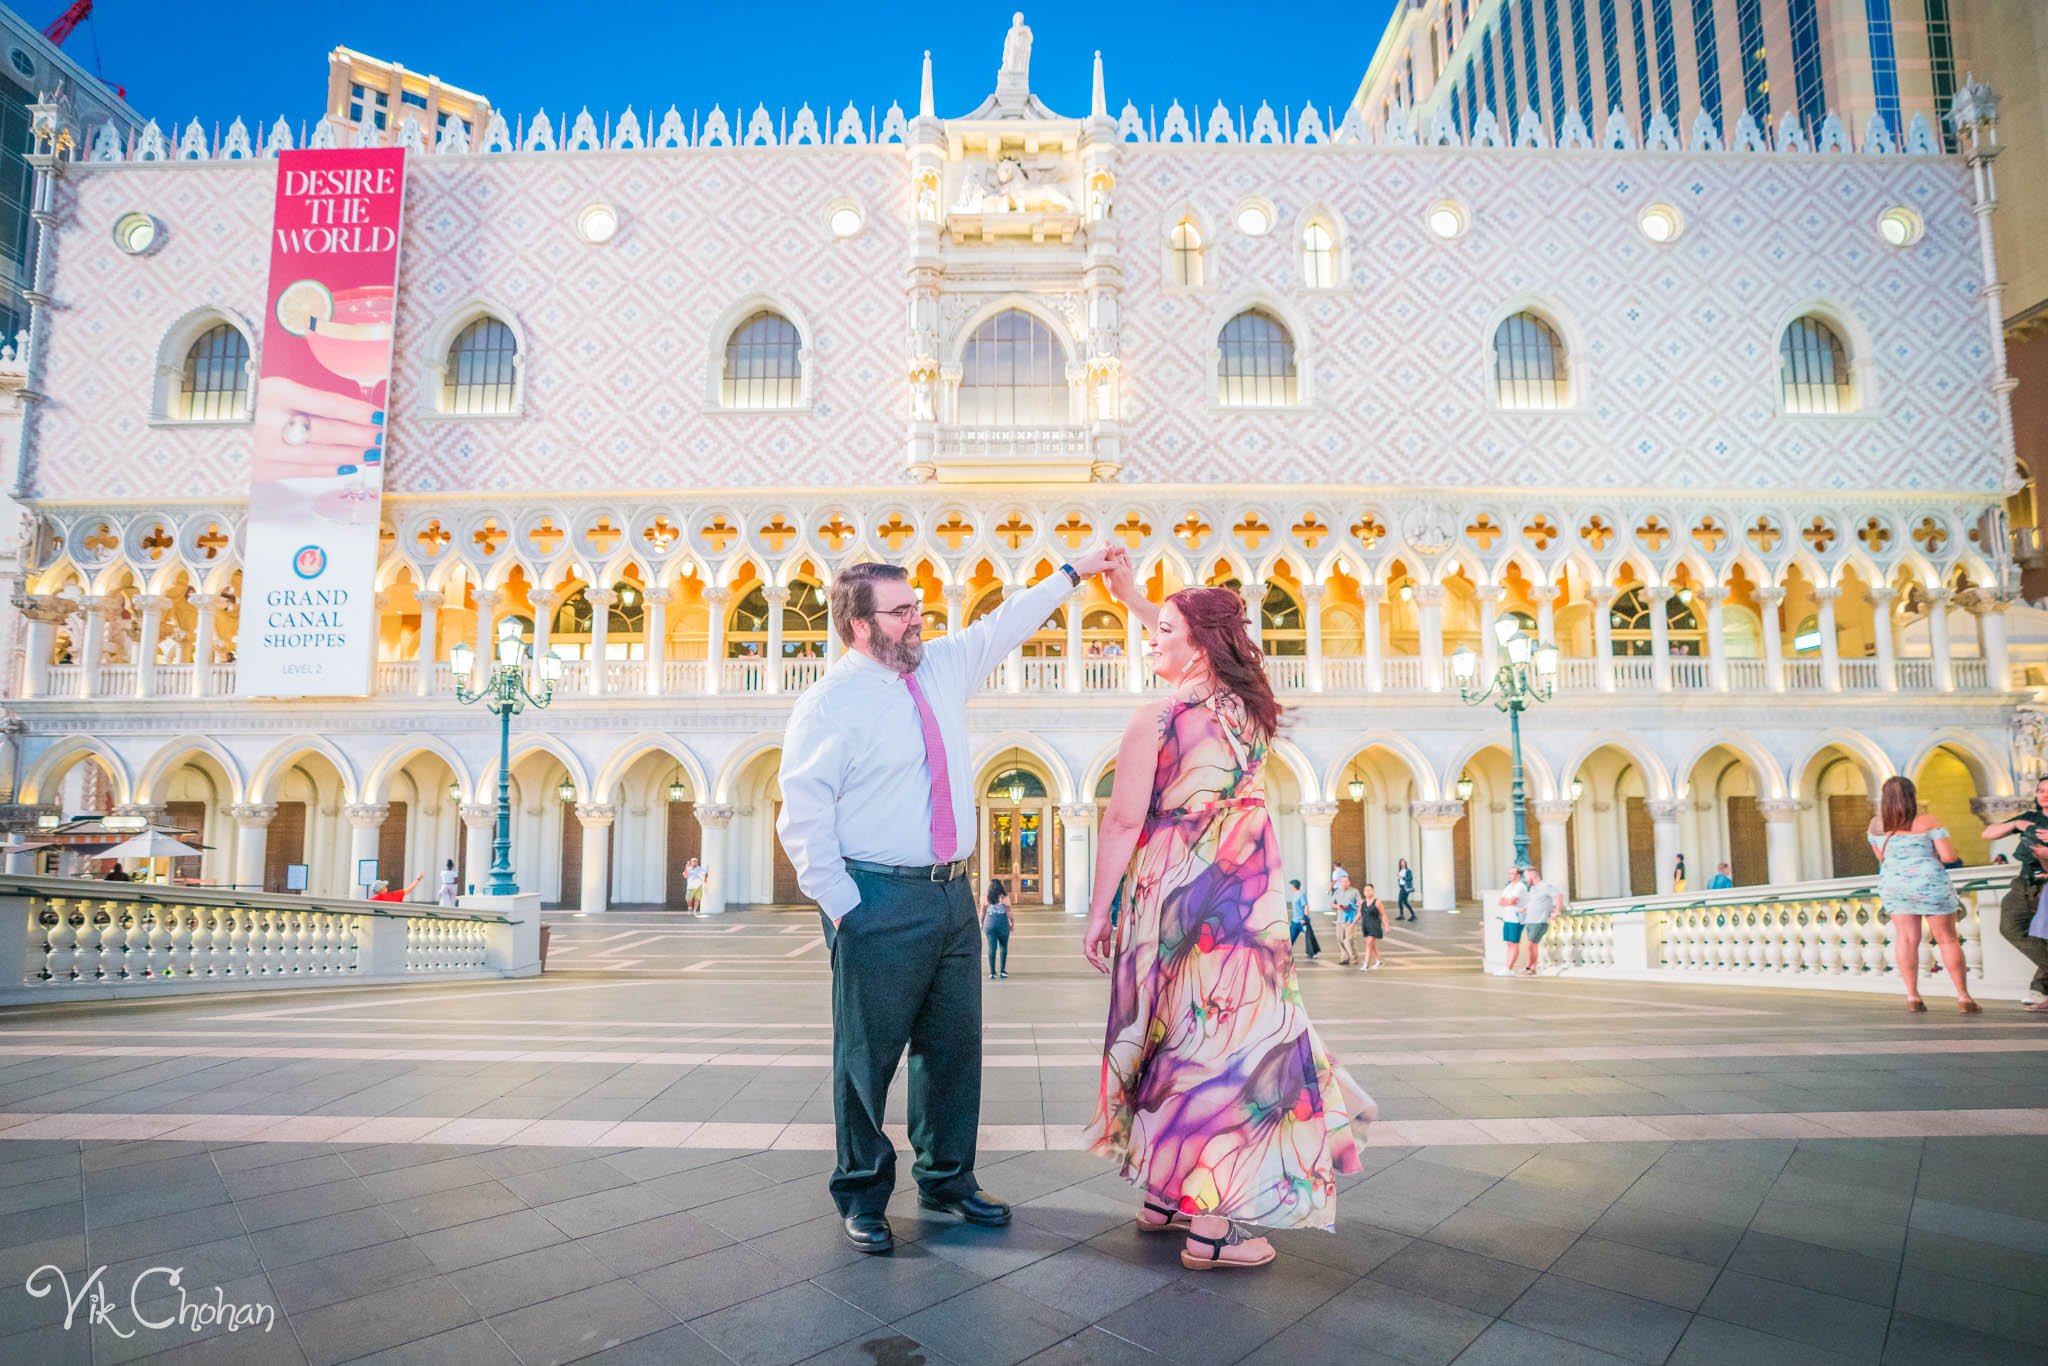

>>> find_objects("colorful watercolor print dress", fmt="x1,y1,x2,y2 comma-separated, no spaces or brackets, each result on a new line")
1086,692,1375,1231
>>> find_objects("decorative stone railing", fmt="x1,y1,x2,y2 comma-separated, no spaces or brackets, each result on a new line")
25,651,2009,703
0,874,540,1005
1516,867,2033,997
59,95,1948,165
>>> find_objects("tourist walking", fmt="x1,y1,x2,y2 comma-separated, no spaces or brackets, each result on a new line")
1083,572,1372,1271
1395,858,1416,921
1870,776,1979,1014
1331,873,1363,965
779,546,1124,1254
1516,872,1563,974
982,880,1012,979
1978,774,2048,1010
1707,862,1734,889
683,857,707,915
1287,879,1321,959
1356,881,1387,970
1671,853,1687,893
436,858,459,907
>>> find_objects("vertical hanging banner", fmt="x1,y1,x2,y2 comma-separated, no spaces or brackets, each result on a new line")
238,146,407,697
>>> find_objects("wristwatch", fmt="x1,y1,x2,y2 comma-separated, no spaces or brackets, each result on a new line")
1058,563,1080,587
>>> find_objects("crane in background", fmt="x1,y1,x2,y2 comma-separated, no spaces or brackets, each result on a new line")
40,1,126,100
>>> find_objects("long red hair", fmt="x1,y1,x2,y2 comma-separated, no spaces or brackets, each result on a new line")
1167,586,1282,741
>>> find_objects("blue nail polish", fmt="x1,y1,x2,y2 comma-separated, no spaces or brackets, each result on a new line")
373,431,384,445
337,464,358,476
372,411,384,425
362,450,382,464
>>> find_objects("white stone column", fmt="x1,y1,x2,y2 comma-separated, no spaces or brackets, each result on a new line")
413,589,444,696
1814,587,1842,692
1002,584,1025,694
1124,600,1145,693
1059,802,1095,915
643,586,671,694
1757,586,1787,692
460,803,495,895
1700,586,1730,692
190,594,222,696
1647,798,1683,895
576,802,615,914
470,589,502,691
1531,799,1573,896
1475,584,1501,680
1300,800,1336,917
703,586,730,696
1415,584,1445,692
1927,587,1955,692
1646,586,1672,692
1590,586,1617,692
1412,800,1464,913
1869,586,1898,692
229,802,275,892
345,803,388,897
825,589,844,665
20,598,59,698
762,586,789,694
527,588,560,671
1361,584,1385,692
133,595,170,698
77,595,110,697
1530,583,1558,646
586,589,615,696
694,803,735,914
1760,798,1801,886
1243,580,1265,648
1302,583,1326,691
1064,599,1084,693
1973,592,2012,692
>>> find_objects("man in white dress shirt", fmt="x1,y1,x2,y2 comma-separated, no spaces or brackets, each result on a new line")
779,548,1124,1253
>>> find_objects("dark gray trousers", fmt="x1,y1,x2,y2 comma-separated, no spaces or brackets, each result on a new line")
819,866,983,1217
1999,875,2048,996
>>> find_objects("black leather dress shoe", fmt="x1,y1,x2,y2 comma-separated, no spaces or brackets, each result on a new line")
918,1189,1012,1226
843,1212,894,1253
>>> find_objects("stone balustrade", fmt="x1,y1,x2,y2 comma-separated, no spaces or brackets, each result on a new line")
1516,867,2033,997
0,874,541,1005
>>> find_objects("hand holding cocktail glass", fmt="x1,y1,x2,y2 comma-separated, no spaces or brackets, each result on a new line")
251,375,383,480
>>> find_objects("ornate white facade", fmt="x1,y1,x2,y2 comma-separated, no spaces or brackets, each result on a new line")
0,25,2029,921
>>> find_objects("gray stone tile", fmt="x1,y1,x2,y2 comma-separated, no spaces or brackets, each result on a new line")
1425,1207,1579,1272
1550,1233,1720,1311
411,1208,570,1274
1892,1267,2048,1348
630,1241,807,1320
1368,1238,1540,1316
1667,1315,1870,1366
1698,1270,1890,1361
1502,1272,1692,1363
1901,1228,2048,1297
1582,1204,1744,1267
1452,1321,1641,1366
894,1282,1090,1366
1880,1311,2046,1366
247,1206,409,1271
291,1275,482,1366
444,1241,619,1316
1727,1228,1899,1307
233,1177,378,1233
692,1175,838,1242
815,1241,986,1319
917,1218,1076,1281
266,1236,436,1315
379,1181,526,1236
486,1279,679,1366
1750,1198,1909,1262
338,1321,521,1366
1301,1277,1492,1364
1231,1322,1408,1366
808,1328,966,1365
499,1157,633,1207
688,1281,880,1365
575,1210,733,1277
996,1243,1177,1321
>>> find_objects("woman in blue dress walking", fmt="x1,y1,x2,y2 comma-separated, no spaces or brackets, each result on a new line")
1869,776,1980,1014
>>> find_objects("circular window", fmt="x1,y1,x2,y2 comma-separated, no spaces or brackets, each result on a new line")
1425,199,1469,240
575,203,618,244
1879,207,1923,248
112,212,158,255
1637,203,1684,244
1234,199,1273,237
9,50,33,79
827,201,865,238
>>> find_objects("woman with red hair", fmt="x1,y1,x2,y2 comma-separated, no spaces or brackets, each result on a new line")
1082,567,1374,1271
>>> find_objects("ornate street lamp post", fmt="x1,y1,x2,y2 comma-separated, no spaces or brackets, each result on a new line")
1451,619,1559,873
449,622,561,896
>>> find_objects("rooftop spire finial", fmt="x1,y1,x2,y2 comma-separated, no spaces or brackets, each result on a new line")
919,50,933,119
1091,50,1105,118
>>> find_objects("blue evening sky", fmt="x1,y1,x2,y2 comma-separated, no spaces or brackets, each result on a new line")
42,2,1396,135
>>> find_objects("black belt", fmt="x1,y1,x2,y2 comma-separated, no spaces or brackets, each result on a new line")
845,858,970,883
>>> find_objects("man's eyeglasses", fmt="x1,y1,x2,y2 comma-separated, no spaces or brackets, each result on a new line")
873,604,921,623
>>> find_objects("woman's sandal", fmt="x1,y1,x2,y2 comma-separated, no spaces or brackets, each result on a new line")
1136,1200,1191,1234
1181,1223,1276,1270
1959,1000,1982,1014
1907,999,1928,1013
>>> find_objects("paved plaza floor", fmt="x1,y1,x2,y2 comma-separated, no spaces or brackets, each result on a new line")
0,907,2044,1365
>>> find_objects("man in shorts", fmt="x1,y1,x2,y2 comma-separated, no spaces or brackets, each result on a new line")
1496,867,1529,973
1517,871,1564,974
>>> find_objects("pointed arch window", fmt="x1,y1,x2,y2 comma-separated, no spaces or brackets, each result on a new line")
1217,309,1298,407
441,317,518,415
959,310,1067,426
1492,311,1569,409
1780,315,1852,414
727,579,830,658
177,324,250,420
1302,220,1337,289
1171,219,1204,287
721,311,804,410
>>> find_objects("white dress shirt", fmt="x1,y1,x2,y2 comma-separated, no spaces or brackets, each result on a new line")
777,572,1074,921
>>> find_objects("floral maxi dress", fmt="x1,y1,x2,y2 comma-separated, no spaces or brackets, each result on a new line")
1086,693,1376,1230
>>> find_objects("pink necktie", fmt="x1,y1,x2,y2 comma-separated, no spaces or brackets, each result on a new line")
901,672,958,863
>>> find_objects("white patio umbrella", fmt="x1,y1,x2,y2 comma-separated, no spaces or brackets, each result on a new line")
98,831,206,883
